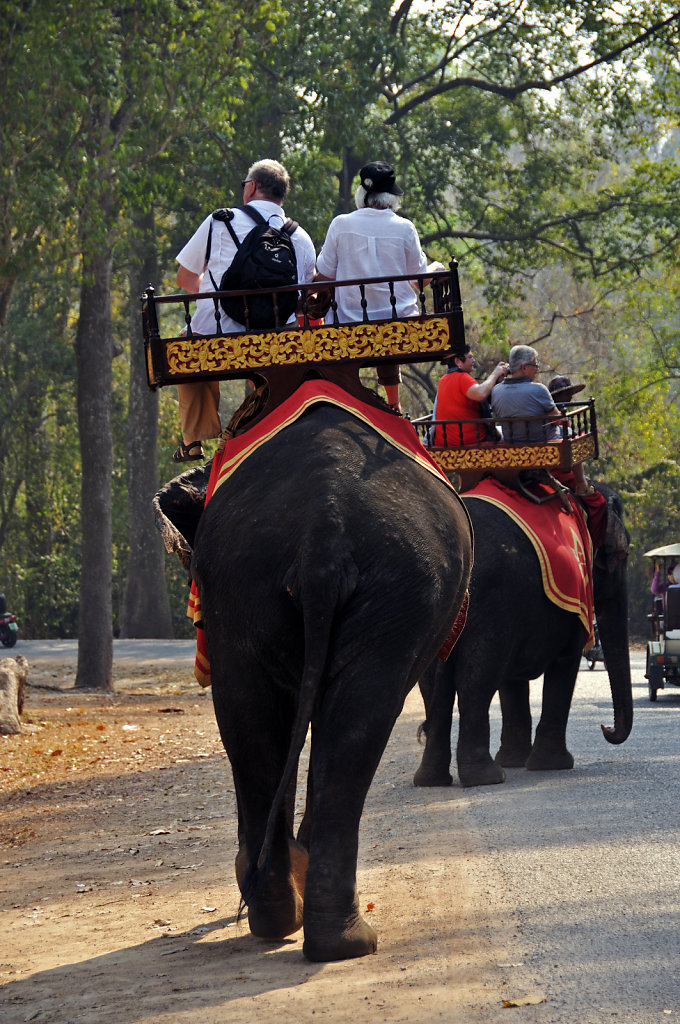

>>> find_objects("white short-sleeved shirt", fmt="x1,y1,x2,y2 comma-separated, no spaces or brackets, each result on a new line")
176,200,317,336
316,207,428,323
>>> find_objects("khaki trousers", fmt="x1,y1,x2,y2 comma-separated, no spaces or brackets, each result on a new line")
177,381,221,442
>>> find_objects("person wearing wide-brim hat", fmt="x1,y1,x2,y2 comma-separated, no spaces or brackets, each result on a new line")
315,159,445,411
548,375,586,403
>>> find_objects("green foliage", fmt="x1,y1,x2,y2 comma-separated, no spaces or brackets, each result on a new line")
2,0,680,643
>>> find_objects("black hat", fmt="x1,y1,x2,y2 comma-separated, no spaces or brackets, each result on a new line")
548,375,586,401
359,161,403,197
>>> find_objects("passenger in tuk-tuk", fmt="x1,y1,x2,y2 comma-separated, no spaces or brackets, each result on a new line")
651,559,680,600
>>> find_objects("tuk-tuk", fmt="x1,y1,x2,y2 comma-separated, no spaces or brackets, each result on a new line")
584,621,605,670
644,543,680,701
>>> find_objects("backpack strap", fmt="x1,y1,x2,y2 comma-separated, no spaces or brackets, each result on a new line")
204,208,237,266
240,204,267,227
205,206,298,291
206,209,241,291
241,203,298,237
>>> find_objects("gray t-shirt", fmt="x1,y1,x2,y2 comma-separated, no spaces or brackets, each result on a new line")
491,377,558,442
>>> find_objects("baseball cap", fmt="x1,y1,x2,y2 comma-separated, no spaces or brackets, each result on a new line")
359,161,404,196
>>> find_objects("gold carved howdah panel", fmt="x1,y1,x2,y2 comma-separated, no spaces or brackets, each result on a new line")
162,317,451,380
428,444,565,473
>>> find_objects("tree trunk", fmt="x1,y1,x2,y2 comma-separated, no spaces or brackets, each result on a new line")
0,654,27,734
335,147,363,215
23,407,51,637
74,248,114,690
120,209,173,639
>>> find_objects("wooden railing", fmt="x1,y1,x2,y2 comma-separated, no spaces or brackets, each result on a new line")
412,401,599,476
141,264,466,390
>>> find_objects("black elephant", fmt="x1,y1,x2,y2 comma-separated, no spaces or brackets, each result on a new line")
157,402,472,960
414,482,631,788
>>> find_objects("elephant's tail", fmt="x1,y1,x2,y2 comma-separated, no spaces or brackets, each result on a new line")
243,558,355,905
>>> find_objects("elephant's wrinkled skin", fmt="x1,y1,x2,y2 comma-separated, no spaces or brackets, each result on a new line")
188,405,472,960
415,484,632,788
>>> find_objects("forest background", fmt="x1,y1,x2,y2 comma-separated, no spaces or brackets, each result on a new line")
1,0,679,689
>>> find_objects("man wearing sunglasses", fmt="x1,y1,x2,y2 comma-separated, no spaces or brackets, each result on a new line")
491,344,599,504
490,344,561,444
173,159,317,463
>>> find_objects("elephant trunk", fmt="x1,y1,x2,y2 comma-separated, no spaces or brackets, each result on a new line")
594,559,633,745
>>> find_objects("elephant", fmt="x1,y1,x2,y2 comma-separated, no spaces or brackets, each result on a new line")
414,482,632,788
156,401,472,961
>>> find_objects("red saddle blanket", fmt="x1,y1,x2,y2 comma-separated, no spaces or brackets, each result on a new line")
188,379,468,685
465,477,595,650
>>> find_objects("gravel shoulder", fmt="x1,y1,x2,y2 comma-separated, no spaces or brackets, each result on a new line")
0,647,531,1024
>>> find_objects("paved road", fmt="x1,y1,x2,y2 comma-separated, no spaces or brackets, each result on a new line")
11,641,680,1020
15,637,196,668
455,648,680,1022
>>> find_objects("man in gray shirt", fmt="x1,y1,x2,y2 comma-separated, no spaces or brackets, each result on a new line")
490,344,560,442
491,345,598,500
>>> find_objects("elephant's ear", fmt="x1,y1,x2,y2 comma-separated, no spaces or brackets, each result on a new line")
152,462,212,571
153,502,193,570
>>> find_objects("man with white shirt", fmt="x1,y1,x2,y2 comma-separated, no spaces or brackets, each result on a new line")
315,160,442,412
173,159,317,462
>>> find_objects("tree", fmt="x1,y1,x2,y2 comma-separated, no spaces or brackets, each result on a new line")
3,0,285,685
120,210,173,638
377,1,680,286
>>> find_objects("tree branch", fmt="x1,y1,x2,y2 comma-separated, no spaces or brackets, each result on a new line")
386,10,680,124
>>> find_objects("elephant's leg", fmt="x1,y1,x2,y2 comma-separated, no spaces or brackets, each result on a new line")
210,666,306,939
456,669,506,787
495,678,533,767
296,765,313,850
526,646,582,770
302,662,412,962
414,660,456,787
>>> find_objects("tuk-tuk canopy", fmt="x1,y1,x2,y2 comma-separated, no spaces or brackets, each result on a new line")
643,543,680,558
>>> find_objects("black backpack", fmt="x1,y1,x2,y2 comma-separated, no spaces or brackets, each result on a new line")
206,205,299,328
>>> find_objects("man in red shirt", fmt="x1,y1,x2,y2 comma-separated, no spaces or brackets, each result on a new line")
433,346,508,446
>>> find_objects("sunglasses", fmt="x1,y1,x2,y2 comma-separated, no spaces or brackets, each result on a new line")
241,179,253,189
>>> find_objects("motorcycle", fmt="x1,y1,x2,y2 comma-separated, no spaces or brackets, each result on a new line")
0,594,18,647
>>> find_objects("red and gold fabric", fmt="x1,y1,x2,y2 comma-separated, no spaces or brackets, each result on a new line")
465,477,595,650
189,379,468,685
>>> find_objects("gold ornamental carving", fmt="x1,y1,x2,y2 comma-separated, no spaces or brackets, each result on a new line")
428,443,563,473
163,317,451,377
570,436,596,462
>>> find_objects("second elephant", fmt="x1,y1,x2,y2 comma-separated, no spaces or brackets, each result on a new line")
415,483,632,788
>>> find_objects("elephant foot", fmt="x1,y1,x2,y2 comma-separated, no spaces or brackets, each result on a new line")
525,745,574,771
247,884,304,940
413,758,453,787
235,841,307,940
303,909,378,962
289,838,308,898
458,759,506,787
495,743,532,768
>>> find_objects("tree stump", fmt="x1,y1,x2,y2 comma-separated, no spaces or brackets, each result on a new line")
0,655,28,734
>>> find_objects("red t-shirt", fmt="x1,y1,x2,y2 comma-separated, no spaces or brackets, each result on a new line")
434,371,486,446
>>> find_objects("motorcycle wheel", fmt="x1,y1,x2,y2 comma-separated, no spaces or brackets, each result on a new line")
0,630,17,648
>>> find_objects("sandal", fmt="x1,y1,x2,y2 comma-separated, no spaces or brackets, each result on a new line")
172,440,204,463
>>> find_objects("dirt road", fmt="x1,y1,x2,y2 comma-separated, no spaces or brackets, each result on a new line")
0,648,538,1023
